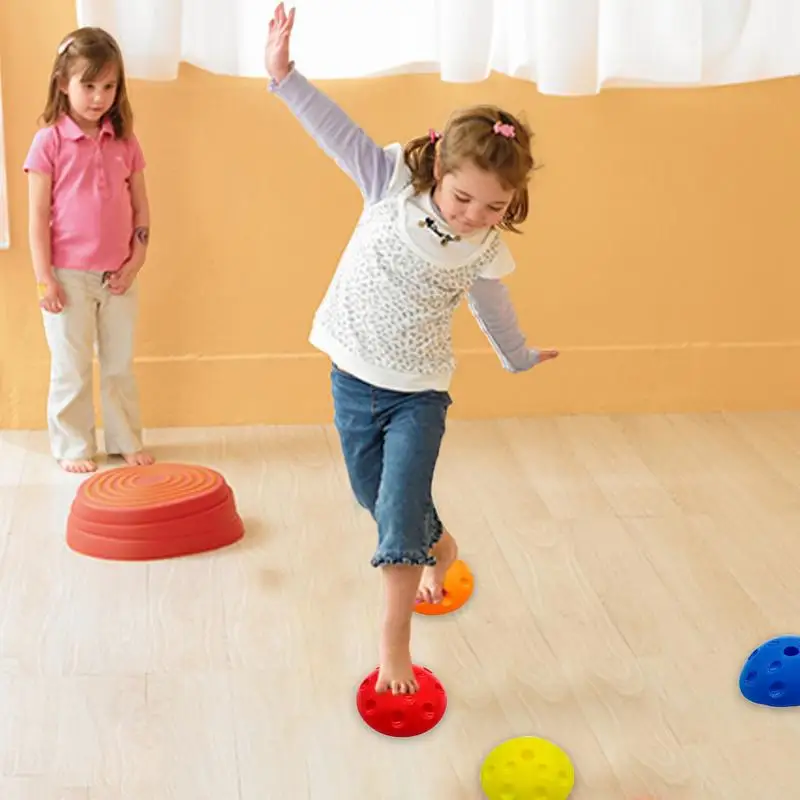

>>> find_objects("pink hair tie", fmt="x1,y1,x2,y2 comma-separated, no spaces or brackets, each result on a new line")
429,128,441,144
493,121,515,139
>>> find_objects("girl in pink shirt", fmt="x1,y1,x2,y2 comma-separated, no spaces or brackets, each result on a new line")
24,27,154,473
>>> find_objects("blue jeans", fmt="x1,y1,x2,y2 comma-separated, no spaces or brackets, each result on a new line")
330,365,451,567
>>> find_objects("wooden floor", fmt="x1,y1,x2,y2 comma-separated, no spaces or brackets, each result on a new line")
1,411,800,799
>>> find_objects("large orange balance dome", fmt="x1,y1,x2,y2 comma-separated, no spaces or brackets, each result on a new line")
67,463,244,560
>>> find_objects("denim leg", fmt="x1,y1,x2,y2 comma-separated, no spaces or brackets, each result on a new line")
331,366,383,514
330,365,451,568
371,389,451,567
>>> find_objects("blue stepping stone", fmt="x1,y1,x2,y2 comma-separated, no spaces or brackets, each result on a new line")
740,636,800,707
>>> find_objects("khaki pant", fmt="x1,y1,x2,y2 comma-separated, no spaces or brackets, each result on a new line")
41,267,143,461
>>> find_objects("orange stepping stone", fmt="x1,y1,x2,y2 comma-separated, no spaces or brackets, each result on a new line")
414,559,474,616
67,463,244,561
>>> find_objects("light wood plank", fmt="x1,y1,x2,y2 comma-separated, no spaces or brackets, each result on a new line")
0,414,799,798
0,780,88,800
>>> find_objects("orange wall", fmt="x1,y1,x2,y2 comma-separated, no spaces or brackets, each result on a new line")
1,1,799,430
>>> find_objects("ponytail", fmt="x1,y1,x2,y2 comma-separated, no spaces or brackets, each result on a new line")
403,129,441,195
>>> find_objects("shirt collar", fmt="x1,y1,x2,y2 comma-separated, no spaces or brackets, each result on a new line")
419,187,492,243
56,114,115,140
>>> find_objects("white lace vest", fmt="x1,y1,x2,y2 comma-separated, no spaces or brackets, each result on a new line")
309,184,502,393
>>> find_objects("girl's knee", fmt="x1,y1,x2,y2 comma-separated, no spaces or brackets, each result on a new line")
374,488,441,555
373,503,430,567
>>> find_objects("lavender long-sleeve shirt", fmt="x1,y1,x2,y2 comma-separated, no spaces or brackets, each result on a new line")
270,68,541,377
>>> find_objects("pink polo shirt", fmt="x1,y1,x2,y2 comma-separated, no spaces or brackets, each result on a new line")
23,115,145,273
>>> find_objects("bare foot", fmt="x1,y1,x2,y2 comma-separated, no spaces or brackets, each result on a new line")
122,451,155,466
416,529,458,605
59,459,97,474
376,621,418,695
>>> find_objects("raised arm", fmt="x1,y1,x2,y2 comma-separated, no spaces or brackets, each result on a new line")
468,277,558,372
266,4,397,204
269,69,397,204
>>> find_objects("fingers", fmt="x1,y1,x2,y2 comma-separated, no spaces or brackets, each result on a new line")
36,280,66,312
536,349,559,363
107,280,129,295
274,3,294,32
40,298,64,313
268,5,292,43
268,6,280,37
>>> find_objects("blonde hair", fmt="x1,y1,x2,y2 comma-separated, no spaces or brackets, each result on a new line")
403,106,536,233
40,27,133,139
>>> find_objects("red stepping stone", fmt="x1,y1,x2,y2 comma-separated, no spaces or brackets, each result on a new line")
66,463,244,561
356,664,448,738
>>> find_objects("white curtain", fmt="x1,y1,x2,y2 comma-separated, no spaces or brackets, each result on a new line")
76,0,800,96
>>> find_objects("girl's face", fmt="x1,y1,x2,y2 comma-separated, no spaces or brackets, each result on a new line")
432,158,514,236
62,59,119,128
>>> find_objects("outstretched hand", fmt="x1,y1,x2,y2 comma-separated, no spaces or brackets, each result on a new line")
538,349,559,364
266,3,296,83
